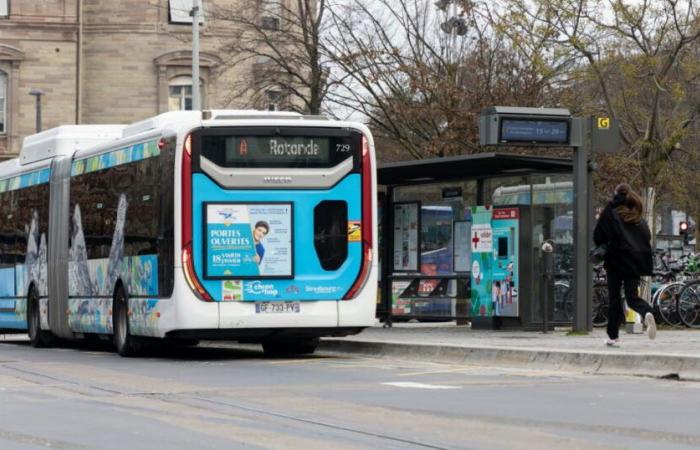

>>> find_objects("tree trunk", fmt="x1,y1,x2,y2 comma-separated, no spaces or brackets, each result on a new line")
640,187,656,304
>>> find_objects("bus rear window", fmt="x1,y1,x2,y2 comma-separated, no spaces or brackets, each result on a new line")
197,127,361,169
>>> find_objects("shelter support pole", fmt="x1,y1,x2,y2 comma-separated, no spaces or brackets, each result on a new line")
572,118,593,332
382,186,395,327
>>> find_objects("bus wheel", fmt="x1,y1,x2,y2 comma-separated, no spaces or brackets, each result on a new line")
27,288,53,348
113,288,139,357
262,337,319,356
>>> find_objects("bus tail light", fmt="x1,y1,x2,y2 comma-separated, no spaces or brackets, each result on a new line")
182,244,212,301
181,133,213,302
344,135,374,300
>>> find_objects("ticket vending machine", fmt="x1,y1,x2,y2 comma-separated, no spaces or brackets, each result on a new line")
491,208,519,318
469,205,546,330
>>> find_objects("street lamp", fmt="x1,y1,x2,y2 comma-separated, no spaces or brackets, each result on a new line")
437,0,467,86
190,0,202,111
28,88,45,133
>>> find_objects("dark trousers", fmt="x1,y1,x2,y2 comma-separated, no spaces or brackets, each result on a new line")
606,270,654,340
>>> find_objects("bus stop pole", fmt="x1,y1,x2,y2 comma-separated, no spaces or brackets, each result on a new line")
572,118,593,332
382,186,395,327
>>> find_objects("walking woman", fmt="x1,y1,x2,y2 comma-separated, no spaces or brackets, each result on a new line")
593,183,657,346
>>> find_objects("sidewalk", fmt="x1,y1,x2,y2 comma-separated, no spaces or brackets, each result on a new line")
320,323,700,381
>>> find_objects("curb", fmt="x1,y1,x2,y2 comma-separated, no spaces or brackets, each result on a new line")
319,339,700,381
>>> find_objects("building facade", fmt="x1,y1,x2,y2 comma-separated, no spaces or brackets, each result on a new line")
0,0,281,158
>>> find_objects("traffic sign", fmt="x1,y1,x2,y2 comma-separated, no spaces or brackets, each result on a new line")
591,116,621,153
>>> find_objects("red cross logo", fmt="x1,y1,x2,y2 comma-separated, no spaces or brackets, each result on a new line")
472,232,480,248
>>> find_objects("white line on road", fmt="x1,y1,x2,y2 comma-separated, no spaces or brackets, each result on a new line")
381,382,461,390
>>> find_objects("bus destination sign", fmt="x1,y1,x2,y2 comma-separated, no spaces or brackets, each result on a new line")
499,118,569,145
226,137,331,165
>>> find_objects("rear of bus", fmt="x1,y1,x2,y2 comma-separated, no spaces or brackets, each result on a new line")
177,113,377,343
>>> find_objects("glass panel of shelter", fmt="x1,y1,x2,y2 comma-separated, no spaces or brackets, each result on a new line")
486,174,574,325
388,174,573,326
391,181,477,321
533,174,574,324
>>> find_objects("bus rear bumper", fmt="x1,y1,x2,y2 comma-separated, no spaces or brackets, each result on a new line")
338,266,378,327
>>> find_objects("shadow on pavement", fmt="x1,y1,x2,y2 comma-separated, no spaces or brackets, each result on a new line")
0,335,336,362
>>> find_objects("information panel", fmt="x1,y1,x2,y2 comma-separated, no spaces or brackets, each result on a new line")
393,202,420,272
453,220,472,273
500,119,569,144
204,203,293,279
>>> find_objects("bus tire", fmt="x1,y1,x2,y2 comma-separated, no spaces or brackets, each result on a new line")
262,337,319,356
27,288,53,348
113,287,139,357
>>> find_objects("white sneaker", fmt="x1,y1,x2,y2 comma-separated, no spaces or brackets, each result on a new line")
645,313,657,340
605,339,620,347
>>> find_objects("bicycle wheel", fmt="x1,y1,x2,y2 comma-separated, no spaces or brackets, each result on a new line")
592,284,608,327
655,282,684,327
677,281,700,328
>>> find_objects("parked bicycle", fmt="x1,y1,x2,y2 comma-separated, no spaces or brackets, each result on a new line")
548,250,700,329
650,251,700,327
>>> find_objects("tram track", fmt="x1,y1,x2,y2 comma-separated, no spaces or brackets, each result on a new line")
0,361,450,449
3,351,700,449
157,394,451,450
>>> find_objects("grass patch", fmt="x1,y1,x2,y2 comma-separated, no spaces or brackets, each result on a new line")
566,330,589,336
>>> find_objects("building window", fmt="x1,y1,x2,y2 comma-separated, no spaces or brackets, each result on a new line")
0,72,6,133
0,1,7,18
168,76,193,111
266,90,281,111
261,16,279,31
169,0,205,24
261,0,281,30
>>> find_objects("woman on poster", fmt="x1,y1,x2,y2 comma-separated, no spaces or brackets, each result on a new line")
253,220,270,264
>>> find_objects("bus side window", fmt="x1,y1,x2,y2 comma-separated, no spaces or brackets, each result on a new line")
314,201,348,271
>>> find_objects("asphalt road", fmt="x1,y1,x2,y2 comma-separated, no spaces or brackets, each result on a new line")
1,337,700,450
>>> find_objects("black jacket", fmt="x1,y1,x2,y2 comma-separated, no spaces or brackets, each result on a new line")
593,194,653,276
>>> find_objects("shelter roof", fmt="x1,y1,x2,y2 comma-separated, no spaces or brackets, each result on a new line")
378,152,572,186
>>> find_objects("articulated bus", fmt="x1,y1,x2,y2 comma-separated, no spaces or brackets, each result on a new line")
0,110,377,356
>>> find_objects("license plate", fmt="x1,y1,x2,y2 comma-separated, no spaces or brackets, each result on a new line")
255,302,300,314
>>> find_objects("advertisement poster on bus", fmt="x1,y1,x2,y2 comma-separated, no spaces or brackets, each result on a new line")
393,202,419,272
205,203,293,278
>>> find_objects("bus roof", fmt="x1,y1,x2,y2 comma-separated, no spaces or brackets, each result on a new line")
20,125,125,166
11,110,362,174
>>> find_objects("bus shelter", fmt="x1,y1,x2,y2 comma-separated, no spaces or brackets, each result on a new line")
378,152,574,330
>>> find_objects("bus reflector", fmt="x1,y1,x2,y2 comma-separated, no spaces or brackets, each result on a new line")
344,135,373,300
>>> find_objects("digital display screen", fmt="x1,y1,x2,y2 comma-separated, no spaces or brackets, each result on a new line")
199,128,361,169
498,237,508,258
500,119,569,144
222,137,331,165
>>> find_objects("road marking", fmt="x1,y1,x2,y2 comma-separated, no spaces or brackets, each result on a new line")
267,358,326,365
398,367,479,377
381,382,460,390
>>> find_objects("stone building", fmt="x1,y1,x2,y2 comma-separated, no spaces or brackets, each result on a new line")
0,0,281,158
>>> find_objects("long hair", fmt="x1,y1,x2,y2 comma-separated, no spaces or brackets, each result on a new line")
614,183,643,224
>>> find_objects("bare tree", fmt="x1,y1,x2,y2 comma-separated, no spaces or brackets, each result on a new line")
209,0,331,114
324,0,575,160
501,0,700,225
